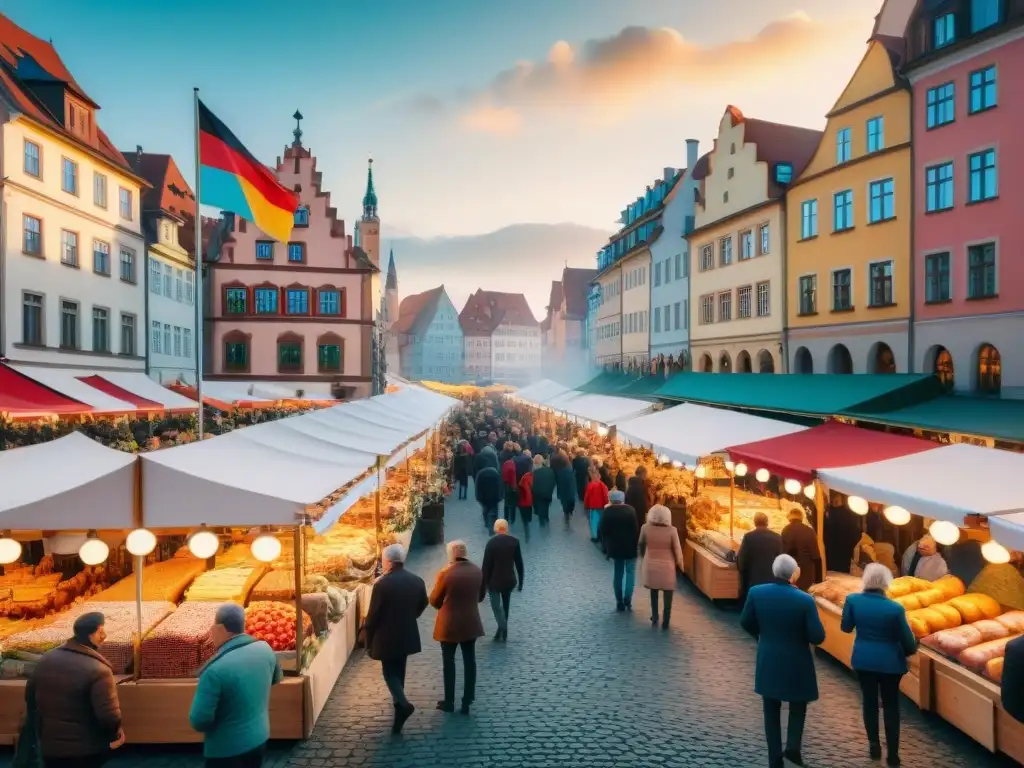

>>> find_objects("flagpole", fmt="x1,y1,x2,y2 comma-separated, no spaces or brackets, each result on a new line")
193,87,204,439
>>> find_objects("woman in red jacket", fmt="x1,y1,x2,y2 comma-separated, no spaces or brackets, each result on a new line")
518,466,534,540
584,465,610,543
501,456,518,524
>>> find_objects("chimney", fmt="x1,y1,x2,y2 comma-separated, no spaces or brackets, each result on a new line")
663,167,676,182
686,139,699,170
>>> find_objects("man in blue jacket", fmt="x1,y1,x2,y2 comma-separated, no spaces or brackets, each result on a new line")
740,554,825,768
190,603,282,766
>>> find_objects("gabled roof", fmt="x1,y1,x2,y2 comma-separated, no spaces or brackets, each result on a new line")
460,290,538,335
0,14,135,176
720,106,822,198
394,286,444,335
122,151,196,220
561,267,598,320
547,281,563,313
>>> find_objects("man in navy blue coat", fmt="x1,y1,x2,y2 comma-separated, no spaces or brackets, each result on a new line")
740,554,825,768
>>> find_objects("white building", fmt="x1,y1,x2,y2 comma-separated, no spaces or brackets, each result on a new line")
0,23,147,372
459,290,540,384
124,151,198,385
649,140,701,366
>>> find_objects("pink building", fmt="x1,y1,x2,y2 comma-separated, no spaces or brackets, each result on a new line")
205,119,379,398
907,3,1023,395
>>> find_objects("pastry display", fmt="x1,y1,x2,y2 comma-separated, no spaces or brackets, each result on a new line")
140,602,223,679
185,563,265,604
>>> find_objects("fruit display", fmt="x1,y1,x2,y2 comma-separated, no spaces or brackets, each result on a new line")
245,601,313,652
140,602,224,679
89,557,207,603
185,563,266,603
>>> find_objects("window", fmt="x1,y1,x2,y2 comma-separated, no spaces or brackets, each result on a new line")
925,163,954,212
185,271,194,304
23,215,41,255
867,117,884,152
653,307,661,332
225,287,247,314
118,187,133,220
183,328,192,358
163,324,171,354
935,12,955,47
176,269,183,301
654,262,662,287
61,157,78,194
60,230,78,267
286,288,309,314
968,242,997,298
925,252,951,303
255,287,278,314
277,337,303,372
674,302,682,329
319,289,341,315
799,275,817,315
836,128,851,163
93,240,109,275
700,295,713,325
869,261,894,307
150,258,161,294
699,244,714,271
971,0,1001,33
93,173,107,208
663,258,671,282
151,321,161,353
225,338,249,372
294,207,309,227
738,286,752,318
22,293,43,345
60,300,78,349
721,236,734,265
120,314,135,356
163,264,173,298
868,178,895,223
968,149,997,202
318,342,342,372
756,282,770,317
926,83,955,128
119,248,136,283
832,269,853,310
256,241,274,260
173,326,182,357
288,243,305,262
739,231,753,261
969,66,997,113
833,190,853,231
718,291,732,322
800,200,818,239
92,307,109,353
759,224,770,255
775,163,793,185
674,253,683,279
24,140,40,178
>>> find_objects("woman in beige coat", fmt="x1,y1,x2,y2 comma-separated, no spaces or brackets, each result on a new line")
639,504,685,628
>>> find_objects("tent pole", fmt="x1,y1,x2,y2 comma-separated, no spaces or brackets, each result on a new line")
133,459,143,681
373,455,384,567
293,524,304,675
729,471,735,541
815,479,827,574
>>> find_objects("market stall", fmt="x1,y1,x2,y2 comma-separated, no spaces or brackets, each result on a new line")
511,379,574,407
544,391,655,428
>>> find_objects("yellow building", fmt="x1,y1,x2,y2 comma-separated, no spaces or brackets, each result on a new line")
619,247,651,368
594,266,621,366
785,38,911,374
687,107,821,373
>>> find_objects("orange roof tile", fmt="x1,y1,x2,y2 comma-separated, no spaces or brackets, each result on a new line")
394,286,445,334
459,290,537,335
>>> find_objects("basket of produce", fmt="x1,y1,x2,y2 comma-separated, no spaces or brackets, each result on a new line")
245,601,313,652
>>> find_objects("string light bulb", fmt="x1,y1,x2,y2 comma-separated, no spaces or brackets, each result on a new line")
250,534,282,563
929,520,960,546
784,479,802,496
982,540,1011,564
755,468,770,483
125,528,157,557
847,496,869,515
188,529,220,559
734,463,748,477
0,533,22,565
79,532,110,566
803,484,816,501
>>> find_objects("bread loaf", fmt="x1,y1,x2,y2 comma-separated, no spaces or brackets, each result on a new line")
887,576,932,599
996,610,1024,634
985,656,1004,683
958,636,1015,672
922,624,983,656
906,607,954,638
946,594,1001,623
933,575,966,601
895,594,922,611
915,588,947,608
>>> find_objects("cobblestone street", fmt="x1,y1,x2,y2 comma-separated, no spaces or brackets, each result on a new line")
14,493,1017,768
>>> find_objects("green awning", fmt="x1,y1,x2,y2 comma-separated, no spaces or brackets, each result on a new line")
575,372,668,397
845,395,1024,444
653,373,943,417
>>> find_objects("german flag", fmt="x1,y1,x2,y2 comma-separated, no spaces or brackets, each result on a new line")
198,100,299,244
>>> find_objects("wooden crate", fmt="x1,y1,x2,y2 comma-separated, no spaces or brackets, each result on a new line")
684,540,739,601
816,602,853,669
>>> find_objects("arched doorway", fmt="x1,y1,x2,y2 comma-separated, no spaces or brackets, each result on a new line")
736,351,752,373
700,354,713,372
869,342,897,374
719,352,732,373
793,347,813,374
930,346,954,391
977,343,1001,394
828,344,853,374
757,349,775,373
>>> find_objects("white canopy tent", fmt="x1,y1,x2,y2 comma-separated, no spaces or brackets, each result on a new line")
0,433,136,530
817,443,1024,526
541,389,587,411
512,379,572,406
12,365,137,413
550,393,654,426
615,403,807,466
989,513,1024,553
97,372,200,410
198,381,273,404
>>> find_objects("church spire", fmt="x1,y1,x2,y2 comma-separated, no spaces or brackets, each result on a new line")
362,156,378,221
386,247,397,289
292,110,303,146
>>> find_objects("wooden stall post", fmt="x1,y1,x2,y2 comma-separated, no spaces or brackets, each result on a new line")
132,459,144,681
729,471,735,541
815,479,827,573
373,455,384,564
292,524,304,674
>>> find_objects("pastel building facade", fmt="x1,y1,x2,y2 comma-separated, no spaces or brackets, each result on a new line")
543,266,597,381
395,285,463,382
785,37,912,375
460,290,539,384
906,0,1023,395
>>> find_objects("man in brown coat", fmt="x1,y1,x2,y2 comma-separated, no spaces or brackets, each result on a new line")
737,513,784,605
782,507,823,591
28,612,124,767
430,540,485,715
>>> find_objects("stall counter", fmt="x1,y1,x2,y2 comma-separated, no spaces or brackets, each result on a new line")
683,539,739,601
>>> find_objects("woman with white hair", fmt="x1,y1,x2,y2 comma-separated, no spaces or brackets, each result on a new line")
638,504,684,628
841,563,916,766
740,554,825,768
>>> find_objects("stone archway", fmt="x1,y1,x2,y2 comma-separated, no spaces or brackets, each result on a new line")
977,343,1001,395
828,343,853,374
793,347,813,374
700,354,713,372
757,349,775,374
736,351,752,373
718,351,732,373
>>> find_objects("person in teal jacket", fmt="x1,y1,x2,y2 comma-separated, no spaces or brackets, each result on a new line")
841,563,917,767
189,603,283,766
740,554,825,768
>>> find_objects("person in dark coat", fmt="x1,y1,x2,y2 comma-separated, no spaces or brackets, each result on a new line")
430,541,485,715
363,544,429,734
552,451,577,524
598,462,614,490
625,475,650,526
530,454,556,526
513,449,532,482
824,502,862,574
781,508,823,591
536,433,550,457
498,441,515,468
740,554,825,768
614,469,627,492
29,612,123,768
737,513,784,604
841,564,917,766
473,444,499,477
479,519,524,641
453,444,473,500
572,451,592,502
475,466,502,532
598,489,639,611
1002,635,1024,723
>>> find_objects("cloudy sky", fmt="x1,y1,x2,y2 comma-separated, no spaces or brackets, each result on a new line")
2,0,880,241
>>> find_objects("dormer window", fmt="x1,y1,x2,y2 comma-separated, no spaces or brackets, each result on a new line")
294,206,309,227
971,0,1001,33
66,100,91,140
775,163,794,185
935,13,956,47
